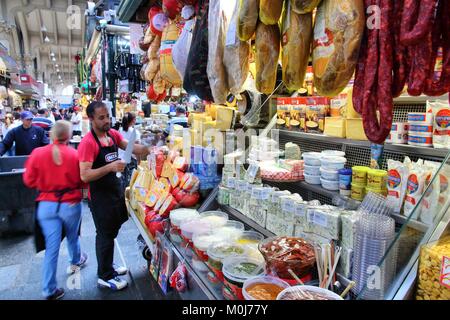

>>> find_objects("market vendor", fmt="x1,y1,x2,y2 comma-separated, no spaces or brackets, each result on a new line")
0,111,49,156
77,101,150,291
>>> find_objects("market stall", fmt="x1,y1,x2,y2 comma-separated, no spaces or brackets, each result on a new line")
116,0,450,301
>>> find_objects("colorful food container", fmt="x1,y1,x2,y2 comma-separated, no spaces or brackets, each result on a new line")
367,169,388,189
276,285,343,300
351,183,366,201
169,208,200,234
207,242,247,282
192,231,228,261
352,166,370,185
198,211,229,228
242,276,290,300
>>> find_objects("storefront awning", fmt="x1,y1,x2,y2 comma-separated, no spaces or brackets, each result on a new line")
0,55,19,75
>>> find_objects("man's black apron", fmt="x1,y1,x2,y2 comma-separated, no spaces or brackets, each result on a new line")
88,130,128,234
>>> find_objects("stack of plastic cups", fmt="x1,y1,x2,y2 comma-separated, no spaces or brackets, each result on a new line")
352,192,398,300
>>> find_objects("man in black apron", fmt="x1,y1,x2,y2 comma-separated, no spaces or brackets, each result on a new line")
78,101,149,291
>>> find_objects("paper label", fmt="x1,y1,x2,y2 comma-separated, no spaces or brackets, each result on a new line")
261,188,271,200
282,199,296,213
246,163,260,183
252,188,262,199
295,203,307,218
441,256,450,289
308,210,328,228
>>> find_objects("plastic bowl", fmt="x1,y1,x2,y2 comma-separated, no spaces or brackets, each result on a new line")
320,177,340,191
321,150,346,158
304,165,321,176
242,276,290,300
180,219,213,244
207,242,247,281
320,167,339,181
216,221,245,240
276,285,343,300
302,152,322,166
320,156,346,170
237,231,264,248
258,236,316,280
192,231,228,261
304,173,321,185
170,208,200,228
199,211,229,228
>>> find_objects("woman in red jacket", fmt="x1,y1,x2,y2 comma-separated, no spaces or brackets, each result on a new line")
24,120,86,300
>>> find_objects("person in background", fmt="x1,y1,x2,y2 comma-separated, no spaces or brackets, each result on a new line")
46,107,56,123
11,112,22,128
142,101,151,118
60,109,70,121
33,108,54,136
52,107,62,121
1,114,14,157
71,106,83,137
78,101,150,291
23,120,87,300
118,112,141,189
0,111,49,156
164,106,188,136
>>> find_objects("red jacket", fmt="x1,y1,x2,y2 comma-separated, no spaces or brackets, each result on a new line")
23,143,84,203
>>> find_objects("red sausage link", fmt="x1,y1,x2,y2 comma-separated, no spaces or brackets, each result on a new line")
400,0,438,46
392,0,410,97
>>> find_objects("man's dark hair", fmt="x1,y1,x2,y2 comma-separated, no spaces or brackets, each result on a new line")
13,112,20,120
51,107,57,113
38,109,46,115
86,101,107,119
31,108,38,116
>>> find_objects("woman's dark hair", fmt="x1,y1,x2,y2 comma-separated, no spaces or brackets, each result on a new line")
122,112,136,132
86,101,106,119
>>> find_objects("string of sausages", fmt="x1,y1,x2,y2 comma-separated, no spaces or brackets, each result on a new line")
353,0,450,144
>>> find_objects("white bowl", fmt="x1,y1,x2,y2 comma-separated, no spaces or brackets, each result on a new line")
320,177,340,191
304,165,321,176
304,173,321,185
320,156,346,170
276,285,343,300
302,152,322,166
320,167,339,181
321,150,346,158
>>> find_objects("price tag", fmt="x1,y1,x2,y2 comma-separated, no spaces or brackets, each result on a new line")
252,188,261,199
261,188,272,200
441,256,450,289
282,198,296,213
295,203,307,218
310,210,328,228
227,177,236,189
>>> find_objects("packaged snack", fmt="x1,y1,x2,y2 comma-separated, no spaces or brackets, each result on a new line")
429,100,450,149
403,160,427,219
277,98,291,130
416,236,450,300
330,93,347,118
305,97,329,133
290,98,307,131
370,143,384,169
387,158,412,214
420,162,440,225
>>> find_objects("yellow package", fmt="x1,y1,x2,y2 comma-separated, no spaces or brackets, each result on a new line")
290,98,307,131
277,97,291,130
416,236,450,300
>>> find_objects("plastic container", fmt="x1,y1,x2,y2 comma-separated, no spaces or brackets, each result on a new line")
216,221,245,240
242,276,290,300
304,173,321,185
207,242,247,282
302,152,322,166
321,150,346,158
407,112,433,125
199,211,229,228
408,135,433,147
276,285,343,300
170,209,200,233
365,186,388,197
320,156,346,170
351,183,366,201
237,231,264,248
192,231,228,261
304,165,321,176
352,166,369,185
320,177,340,191
338,168,352,191
340,189,351,197
222,256,265,300
367,169,388,189
180,219,213,246
320,167,339,181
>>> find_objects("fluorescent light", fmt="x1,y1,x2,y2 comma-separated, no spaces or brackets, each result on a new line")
56,69,60,72
52,57,56,61
55,64,58,67
44,36,50,43
50,52,55,57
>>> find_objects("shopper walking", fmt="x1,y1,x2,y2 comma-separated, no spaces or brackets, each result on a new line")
32,108,54,136
0,111,49,156
78,101,149,291
71,106,83,137
1,113,15,156
119,112,141,189
23,120,87,300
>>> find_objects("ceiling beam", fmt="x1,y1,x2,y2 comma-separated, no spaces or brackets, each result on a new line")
68,0,72,47
36,9,44,45
46,0,52,9
52,9,58,45
16,11,30,56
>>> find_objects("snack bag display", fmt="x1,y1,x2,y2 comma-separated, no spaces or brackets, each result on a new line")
386,157,412,214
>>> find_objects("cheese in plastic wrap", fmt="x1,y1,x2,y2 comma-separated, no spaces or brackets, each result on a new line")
337,246,353,278
223,0,250,95
255,22,280,94
207,0,229,104
259,0,283,25
416,236,450,300
237,0,259,41
172,18,195,79
312,0,364,97
292,0,322,13
307,207,341,240
281,2,313,91
340,211,359,249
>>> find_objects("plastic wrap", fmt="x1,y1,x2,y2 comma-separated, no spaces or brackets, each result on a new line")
172,15,196,79
223,0,251,95
312,0,365,97
160,21,183,86
281,4,313,91
255,22,281,94
237,0,259,41
260,0,283,25
207,0,230,104
292,0,322,14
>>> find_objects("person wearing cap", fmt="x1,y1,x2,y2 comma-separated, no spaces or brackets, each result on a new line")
71,106,83,137
0,111,49,156
164,106,188,136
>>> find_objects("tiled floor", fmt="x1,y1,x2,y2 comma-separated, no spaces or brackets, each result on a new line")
0,201,180,300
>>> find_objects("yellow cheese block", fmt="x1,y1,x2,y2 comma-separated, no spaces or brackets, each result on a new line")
324,117,346,138
346,118,368,141
190,129,202,146
346,88,362,119
209,104,218,120
216,106,235,131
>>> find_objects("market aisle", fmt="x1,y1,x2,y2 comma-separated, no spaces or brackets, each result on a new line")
0,201,179,300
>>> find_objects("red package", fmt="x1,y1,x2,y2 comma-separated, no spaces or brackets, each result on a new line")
180,173,200,192
163,0,183,20
175,190,200,208
170,262,188,293
159,194,179,218
173,156,189,172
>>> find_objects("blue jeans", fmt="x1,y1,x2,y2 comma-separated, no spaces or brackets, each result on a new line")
37,201,82,298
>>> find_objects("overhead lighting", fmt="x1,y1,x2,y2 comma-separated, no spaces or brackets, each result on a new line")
55,64,58,67
56,69,60,72
41,25,47,32
44,36,50,43
50,52,55,57
52,57,56,61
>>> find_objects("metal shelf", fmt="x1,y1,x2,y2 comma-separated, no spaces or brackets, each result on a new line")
393,93,449,104
127,202,155,255
391,213,429,233
219,204,275,238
